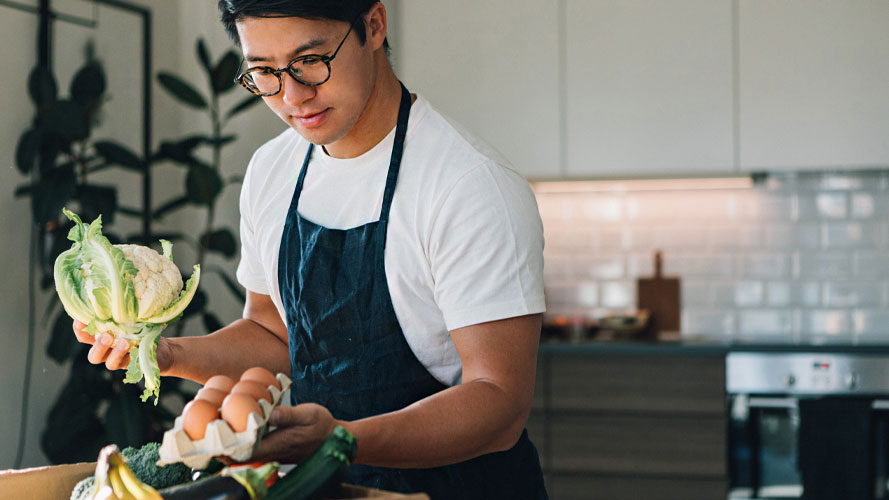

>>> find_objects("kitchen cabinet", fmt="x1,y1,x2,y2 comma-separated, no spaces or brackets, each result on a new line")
564,0,735,178
528,351,727,500
395,1,561,180
738,1,889,171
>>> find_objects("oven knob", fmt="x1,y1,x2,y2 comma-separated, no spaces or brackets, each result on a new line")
845,372,860,389
786,374,796,387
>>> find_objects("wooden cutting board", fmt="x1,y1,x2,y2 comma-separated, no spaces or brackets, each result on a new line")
636,251,681,339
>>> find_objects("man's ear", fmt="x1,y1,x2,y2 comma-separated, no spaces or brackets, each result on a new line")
364,2,388,51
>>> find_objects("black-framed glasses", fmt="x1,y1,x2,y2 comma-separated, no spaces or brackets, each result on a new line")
235,20,355,96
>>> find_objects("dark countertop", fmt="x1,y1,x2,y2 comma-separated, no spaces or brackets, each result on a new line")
539,339,889,356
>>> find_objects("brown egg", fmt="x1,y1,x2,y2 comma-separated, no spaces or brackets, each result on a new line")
182,399,220,440
240,366,281,391
195,387,227,408
231,380,273,405
221,393,263,432
204,375,236,393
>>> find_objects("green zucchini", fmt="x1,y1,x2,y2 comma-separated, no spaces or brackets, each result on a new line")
265,426,358,500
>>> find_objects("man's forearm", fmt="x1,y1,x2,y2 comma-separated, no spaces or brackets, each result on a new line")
339,378,530,469
162,318,290,384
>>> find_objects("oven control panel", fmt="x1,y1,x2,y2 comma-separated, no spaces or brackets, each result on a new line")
727,352,889,395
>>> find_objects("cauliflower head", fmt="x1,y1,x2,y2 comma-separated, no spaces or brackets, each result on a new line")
54,209,200,403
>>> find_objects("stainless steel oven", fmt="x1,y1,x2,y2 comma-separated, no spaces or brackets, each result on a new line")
727,352,889,500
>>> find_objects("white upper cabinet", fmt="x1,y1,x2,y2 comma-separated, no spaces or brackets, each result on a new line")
564,0,735,178
394,1,561,180
738,1,889,171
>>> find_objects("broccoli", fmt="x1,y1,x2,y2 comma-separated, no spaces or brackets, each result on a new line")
120,441,192,489
69,476,95,500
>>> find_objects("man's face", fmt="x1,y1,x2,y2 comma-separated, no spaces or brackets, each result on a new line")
236,15,376,146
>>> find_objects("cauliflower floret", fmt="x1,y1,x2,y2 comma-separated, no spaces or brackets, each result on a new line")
117,244,183,320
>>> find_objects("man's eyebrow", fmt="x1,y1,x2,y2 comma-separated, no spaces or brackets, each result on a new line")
244,38,328,63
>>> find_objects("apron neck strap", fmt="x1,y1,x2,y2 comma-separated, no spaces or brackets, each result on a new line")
293,82,413,223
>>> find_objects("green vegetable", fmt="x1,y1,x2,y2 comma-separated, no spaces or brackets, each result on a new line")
92,444,164,500
54,209,200,403
120,442,192,490
266,426,358,500
70,476,95,500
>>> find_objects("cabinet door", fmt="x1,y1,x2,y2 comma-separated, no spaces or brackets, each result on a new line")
738,1,889,170
395,1,561,180
565,0,735,177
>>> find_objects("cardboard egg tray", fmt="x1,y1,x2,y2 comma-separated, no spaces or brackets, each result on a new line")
157,373,292,469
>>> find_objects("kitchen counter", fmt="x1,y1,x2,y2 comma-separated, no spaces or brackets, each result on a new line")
538,339,889,356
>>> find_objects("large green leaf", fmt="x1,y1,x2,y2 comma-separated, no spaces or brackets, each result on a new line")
212,51,242,94
28,66,57,106
152,195,189,220
40,100,89,141
186,164,223,205
70,63,106,106
209,265,246,303
197,39,213,77
94,141,143,171
32,165,76,224
78,184,118,225
203,312,223,333
202,228,237,258
157,72,208,109
225,95,262,121
46,309,81,363
15,129,40,175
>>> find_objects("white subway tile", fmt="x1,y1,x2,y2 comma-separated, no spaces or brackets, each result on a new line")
794,282,822,307
625,192,735,221
739,253,792,278
851,193,876,218
821,282,883,308
798,193,847,220
738,309,794,337
823,222,880,249
627,252,656,278
794,224,821,249
762,225,795,248
543,227,596,251
854,310,889,338
600,281,634,309
682,281,712,307
738,192,795,221
708,226,762,248
711,282,740,307
799,309,853,342
580,196,623,222
796,251,853,280
591,227,628,250
664,253,735,278
766,282,792,306
536,196,577,225
682,309,735,338
543,256,571,281
854,251,889,279
573,256,625,280
734,281,765,307
819,173,868,191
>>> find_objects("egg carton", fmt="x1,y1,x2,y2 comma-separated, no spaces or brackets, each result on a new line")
157,373,292,469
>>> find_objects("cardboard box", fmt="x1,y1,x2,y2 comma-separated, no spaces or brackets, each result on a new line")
0,462,429,500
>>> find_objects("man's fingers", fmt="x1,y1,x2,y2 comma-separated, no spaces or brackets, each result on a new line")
87,334,113,365
73,320,95,344
105,339,131,370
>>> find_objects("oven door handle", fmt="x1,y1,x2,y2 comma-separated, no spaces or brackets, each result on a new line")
872,399,889,411
747,396,798,409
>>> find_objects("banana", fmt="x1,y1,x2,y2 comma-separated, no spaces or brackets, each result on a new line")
91,444,163,500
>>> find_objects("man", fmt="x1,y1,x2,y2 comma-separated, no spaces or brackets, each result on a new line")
75,1,547,498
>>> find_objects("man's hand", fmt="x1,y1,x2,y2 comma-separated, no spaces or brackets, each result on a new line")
247,403,339,464
72,320,173,372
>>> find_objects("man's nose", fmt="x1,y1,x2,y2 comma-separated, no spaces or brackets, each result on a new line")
281,73,315,107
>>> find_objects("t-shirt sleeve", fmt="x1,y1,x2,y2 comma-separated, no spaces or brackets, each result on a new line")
428,162,546,331
236,155,270,295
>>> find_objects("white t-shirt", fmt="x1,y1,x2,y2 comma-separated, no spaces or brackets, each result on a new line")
236,95,545,386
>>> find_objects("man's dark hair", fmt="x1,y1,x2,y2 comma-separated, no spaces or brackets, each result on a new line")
218,0,389,53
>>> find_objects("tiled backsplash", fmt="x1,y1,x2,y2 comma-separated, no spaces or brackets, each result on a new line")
534,171,889,344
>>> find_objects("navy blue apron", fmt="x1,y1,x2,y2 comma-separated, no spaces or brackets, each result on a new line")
278,83,548,500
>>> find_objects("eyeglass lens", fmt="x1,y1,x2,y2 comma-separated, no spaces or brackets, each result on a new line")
243,57,329,94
